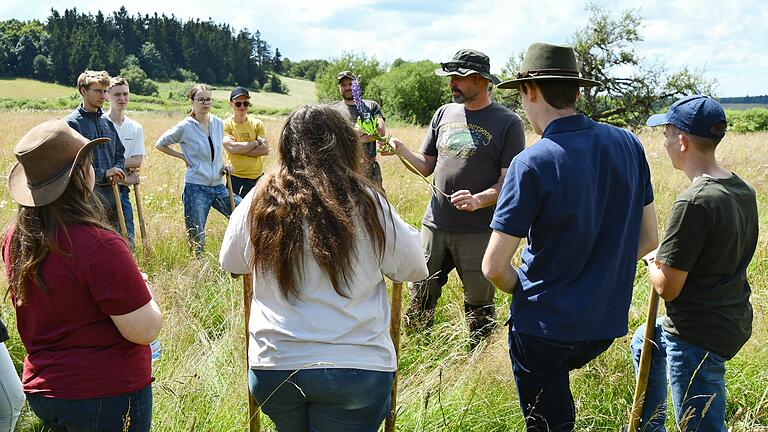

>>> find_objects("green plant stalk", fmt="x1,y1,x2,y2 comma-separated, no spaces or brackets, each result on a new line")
375,138,450,199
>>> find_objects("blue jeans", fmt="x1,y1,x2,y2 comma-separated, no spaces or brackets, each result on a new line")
249,368,393,432
631,317,727,431
231,175,261,199
26,385,152,432
508,328,614,432
182,183,240,255
95,185,134,248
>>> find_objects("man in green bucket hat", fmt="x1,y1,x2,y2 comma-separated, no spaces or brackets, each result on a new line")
383,48,526,348
482,42,659,431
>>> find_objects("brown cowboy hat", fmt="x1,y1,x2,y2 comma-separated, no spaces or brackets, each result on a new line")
498,42,602,89
8,118,108,207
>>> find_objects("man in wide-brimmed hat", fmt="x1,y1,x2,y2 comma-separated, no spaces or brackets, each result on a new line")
384,49,525,348
332,70,387,187
482,42,659,430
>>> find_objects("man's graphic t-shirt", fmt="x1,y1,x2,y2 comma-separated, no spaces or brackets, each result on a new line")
419,102,525,232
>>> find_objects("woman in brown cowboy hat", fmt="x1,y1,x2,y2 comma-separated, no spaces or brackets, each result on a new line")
2,119,163,431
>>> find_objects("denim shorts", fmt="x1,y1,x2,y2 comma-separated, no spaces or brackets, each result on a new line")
249,368,393,432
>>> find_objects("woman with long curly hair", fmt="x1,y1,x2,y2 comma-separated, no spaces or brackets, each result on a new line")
2,119,162,431
220,104,427,431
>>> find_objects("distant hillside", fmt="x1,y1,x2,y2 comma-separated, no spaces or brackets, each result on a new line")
720,95,768,104
0,76,316,114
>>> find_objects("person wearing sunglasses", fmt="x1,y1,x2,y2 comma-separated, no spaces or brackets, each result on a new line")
155,84,240,256
382,49,525,349
223,86,269,198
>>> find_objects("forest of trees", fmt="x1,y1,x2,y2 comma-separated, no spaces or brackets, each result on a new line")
0,7,282,91
720,95,768,104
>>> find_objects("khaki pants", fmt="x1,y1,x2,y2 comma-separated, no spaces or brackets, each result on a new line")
412,226,494,309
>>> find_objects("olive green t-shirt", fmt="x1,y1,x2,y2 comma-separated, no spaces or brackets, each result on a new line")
657,174,758,359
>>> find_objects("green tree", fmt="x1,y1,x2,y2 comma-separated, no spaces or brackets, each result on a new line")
494,51,526,119
266,73,287,94
366,60,450,125
571,4,717,128
32,54,52,81
119,64,158,96
139,41,167,80
315,53,384,102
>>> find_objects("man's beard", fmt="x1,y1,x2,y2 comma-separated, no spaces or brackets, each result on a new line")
451,91,465,104
342,91,353,101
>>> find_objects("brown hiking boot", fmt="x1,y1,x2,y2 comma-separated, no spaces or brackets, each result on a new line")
465,303,498,350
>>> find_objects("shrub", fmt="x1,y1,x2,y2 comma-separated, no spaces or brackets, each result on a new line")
174,68,199,83
266,73,287,94
119,65,159,96
727,108,768,133
366,60,451,125
315,53,384,103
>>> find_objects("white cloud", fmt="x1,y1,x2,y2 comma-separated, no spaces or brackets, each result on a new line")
1,0,765,95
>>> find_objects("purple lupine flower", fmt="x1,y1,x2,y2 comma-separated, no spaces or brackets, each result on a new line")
351,78,370,120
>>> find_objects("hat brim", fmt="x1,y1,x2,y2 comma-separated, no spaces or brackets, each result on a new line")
497,75,603,89
645,113,671,127
7,137,108,207
435,68,501,85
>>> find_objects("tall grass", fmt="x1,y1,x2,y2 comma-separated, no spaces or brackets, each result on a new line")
0,111,766,431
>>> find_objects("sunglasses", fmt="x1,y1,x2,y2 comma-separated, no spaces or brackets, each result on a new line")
441,60,488,73
195,97,212,103
234,101,250,108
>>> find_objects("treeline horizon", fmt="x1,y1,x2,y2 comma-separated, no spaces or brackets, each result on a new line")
0,7,284,88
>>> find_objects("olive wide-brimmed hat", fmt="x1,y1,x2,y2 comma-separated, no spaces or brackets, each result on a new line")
498,42,602,89
8,118,107,207
435,49,501,85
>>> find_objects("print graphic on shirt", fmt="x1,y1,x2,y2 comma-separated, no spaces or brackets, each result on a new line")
238,133,251,141
437,123,492,158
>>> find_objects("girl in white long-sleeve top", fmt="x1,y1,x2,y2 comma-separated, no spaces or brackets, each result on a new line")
220,104,427,432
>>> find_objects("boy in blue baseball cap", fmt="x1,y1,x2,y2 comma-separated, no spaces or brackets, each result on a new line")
632,95,758,431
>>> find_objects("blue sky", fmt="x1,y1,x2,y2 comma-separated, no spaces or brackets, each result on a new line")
2,0,766,97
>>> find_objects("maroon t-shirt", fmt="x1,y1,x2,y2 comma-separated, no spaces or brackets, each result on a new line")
2,224,152,399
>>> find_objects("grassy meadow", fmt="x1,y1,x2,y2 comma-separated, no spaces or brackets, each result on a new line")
0,108,766,431
0,76,317,115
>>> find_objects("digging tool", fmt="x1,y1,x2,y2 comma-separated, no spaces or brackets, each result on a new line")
385,281,404,432
627,284,661,431
225,169,236,211
130,169,149,251
111,176,128,240
242,273,260,431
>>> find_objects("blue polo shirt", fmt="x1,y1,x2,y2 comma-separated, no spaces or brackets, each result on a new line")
491,114,653,341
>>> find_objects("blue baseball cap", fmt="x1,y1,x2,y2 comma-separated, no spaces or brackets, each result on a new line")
646,95,727,139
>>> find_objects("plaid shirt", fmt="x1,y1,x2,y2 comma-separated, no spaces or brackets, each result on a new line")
65,105,125,185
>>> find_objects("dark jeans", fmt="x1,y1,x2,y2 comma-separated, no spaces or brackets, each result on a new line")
249,368,393,432
182,183,240,255
231,174,262,199
95,184,134,248
26,385,152,432
508,328,613,432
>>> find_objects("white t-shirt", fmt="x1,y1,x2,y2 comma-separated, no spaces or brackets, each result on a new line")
109,115,145,159
219,188,428,372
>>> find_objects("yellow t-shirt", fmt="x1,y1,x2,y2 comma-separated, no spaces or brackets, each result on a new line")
223,116,266,179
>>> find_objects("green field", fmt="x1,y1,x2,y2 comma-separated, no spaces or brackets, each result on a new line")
0,108,766,430
0,76,317,115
